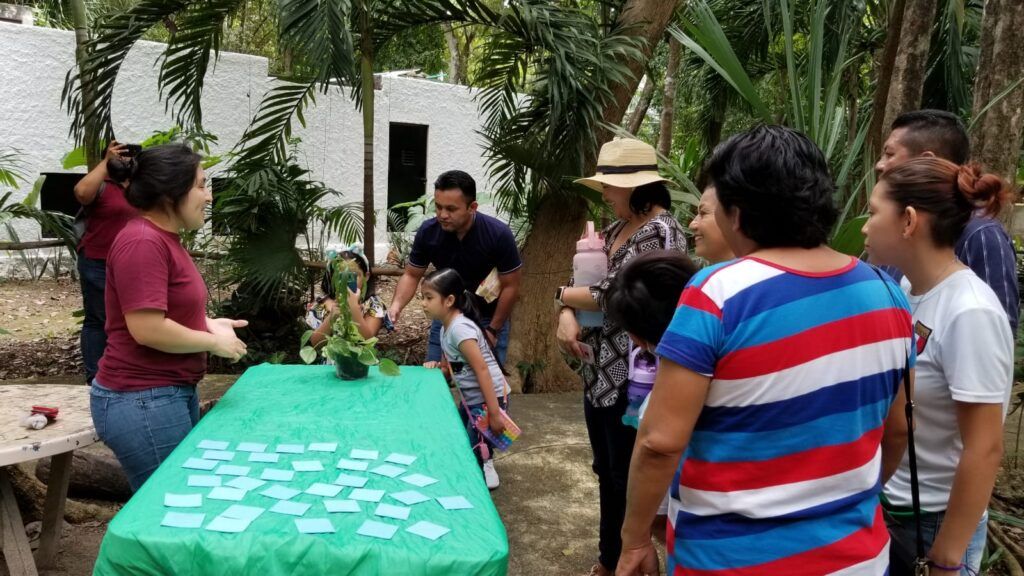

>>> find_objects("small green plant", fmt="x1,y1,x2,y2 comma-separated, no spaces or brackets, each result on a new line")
298,257,400,379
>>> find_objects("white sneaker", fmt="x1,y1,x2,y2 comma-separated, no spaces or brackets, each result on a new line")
482,459,500,490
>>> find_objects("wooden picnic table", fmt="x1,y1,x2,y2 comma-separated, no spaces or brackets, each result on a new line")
0,384,99,576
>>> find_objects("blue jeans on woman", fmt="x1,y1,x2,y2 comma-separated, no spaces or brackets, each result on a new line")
90,380,199,492
886,507,989,575
78,254,107,384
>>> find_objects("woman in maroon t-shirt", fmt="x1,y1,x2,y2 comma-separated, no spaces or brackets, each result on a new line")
90,144,248,491
73,141,137,384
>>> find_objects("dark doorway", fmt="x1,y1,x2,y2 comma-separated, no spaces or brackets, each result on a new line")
387,123,428,231
39,172,86,239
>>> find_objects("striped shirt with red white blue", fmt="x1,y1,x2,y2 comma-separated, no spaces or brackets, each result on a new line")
655,257,914,575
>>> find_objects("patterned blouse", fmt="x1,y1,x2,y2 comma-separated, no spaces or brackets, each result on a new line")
571,211,688,408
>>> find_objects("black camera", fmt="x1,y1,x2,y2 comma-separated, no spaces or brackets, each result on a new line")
123,144,143,157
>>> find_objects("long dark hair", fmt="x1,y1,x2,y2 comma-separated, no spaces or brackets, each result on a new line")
422,268,484,329
125,144,202,212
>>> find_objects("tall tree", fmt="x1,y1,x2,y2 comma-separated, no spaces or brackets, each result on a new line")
970,0,1024,184
625,76,656,134
506,0,679,393
879,0,940,140
658,35,681,156
866,0,907,157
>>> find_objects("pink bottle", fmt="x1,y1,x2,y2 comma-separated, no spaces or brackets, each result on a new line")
574,221,607,328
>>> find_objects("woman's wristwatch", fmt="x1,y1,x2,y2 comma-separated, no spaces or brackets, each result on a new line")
555,286,567,308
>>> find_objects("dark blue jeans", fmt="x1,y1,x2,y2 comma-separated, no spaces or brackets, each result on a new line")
427,318,510,365
78,254,107,384
90,380,199,492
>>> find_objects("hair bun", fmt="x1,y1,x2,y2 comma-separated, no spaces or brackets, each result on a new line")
954,162,1010,216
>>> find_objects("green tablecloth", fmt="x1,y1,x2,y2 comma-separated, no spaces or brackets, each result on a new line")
93,364,509,576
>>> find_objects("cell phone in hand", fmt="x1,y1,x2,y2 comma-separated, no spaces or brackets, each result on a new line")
578,343,596,365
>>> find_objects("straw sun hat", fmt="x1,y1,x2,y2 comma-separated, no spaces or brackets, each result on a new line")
575,137,669,192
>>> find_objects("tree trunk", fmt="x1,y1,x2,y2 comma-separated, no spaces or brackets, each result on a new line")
507,0,679,394
443,22,463,85
970,0,1024,184
658,35,682,157
866,0,907,158
880,0,940,143
70,0,100,169
625,76,656,135
360,44,376,264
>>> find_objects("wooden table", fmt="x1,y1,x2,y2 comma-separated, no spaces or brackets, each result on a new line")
0,384,99,576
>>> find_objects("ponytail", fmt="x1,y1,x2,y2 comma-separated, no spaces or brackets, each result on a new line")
423,269,505,371
880,157,1016,247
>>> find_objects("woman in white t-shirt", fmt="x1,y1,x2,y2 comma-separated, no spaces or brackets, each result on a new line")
863,157,1014,576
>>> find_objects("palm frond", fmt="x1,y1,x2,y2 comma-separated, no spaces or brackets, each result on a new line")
279,0,358,89
63,0,192,145
158,0,246,130
231,80,319,165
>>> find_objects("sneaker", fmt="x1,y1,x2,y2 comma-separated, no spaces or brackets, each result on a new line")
482,459,500,490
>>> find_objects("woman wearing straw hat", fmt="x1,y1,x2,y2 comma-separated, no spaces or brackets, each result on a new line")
555,137,687,576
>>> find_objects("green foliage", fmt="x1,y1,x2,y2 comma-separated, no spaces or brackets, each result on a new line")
0,150,76,246
61,126,222,170
298,258,399,377
374,24,447,75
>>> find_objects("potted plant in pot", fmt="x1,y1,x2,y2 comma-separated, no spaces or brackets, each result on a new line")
299,256,400,380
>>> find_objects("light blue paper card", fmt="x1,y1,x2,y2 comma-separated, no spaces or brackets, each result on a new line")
249,452,279,464
406,521,451,541
183,458,218,471
305,483,343,498
164,493,202,508
389,490,430,506
369,464,405,478
205,516,251,533
324,499,361,513
333,473,368,488
357,520,397,540
384,453,417,466
261,484,300,500
214,465,250,476
437,496,473,510
269,500,311,516
349,488,385,503
308,442,337,453
399,473,438,487
295,518,335,534
197,440,229,450
208,487,247,502
336,459,368,471
261,468,294,482
236,442,267,452
187,475,221,488
374,503,410,520
291,460,324,472
202,450,235,462
350,449,378,460
221,505,265,522
162,511,205,528
276,444,305,454
225,476,265,491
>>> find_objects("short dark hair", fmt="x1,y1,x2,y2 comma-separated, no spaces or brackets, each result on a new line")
434,170,477,203
125,144,202,212
891,109,970,165
708,125,837,248
605,250,698,345
107,156,134,183
629,181,672,216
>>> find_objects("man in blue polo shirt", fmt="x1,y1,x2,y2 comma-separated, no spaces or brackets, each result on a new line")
388,170,523,368
876,109,1019,333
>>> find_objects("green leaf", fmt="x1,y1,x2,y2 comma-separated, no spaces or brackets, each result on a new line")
357,346,377,366
299,345,318,365
61,145,89,170
300,329,314,348
378,358,400,377
830,215,867,257
0,327,10,336
71,308,86,318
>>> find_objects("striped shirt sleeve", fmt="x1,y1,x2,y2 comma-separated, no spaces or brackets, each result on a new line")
656,282,724,377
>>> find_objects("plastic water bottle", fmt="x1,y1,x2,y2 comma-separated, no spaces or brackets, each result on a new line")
622,348,657,429
573,221,607,328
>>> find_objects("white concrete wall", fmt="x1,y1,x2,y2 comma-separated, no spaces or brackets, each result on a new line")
0,22,498,264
